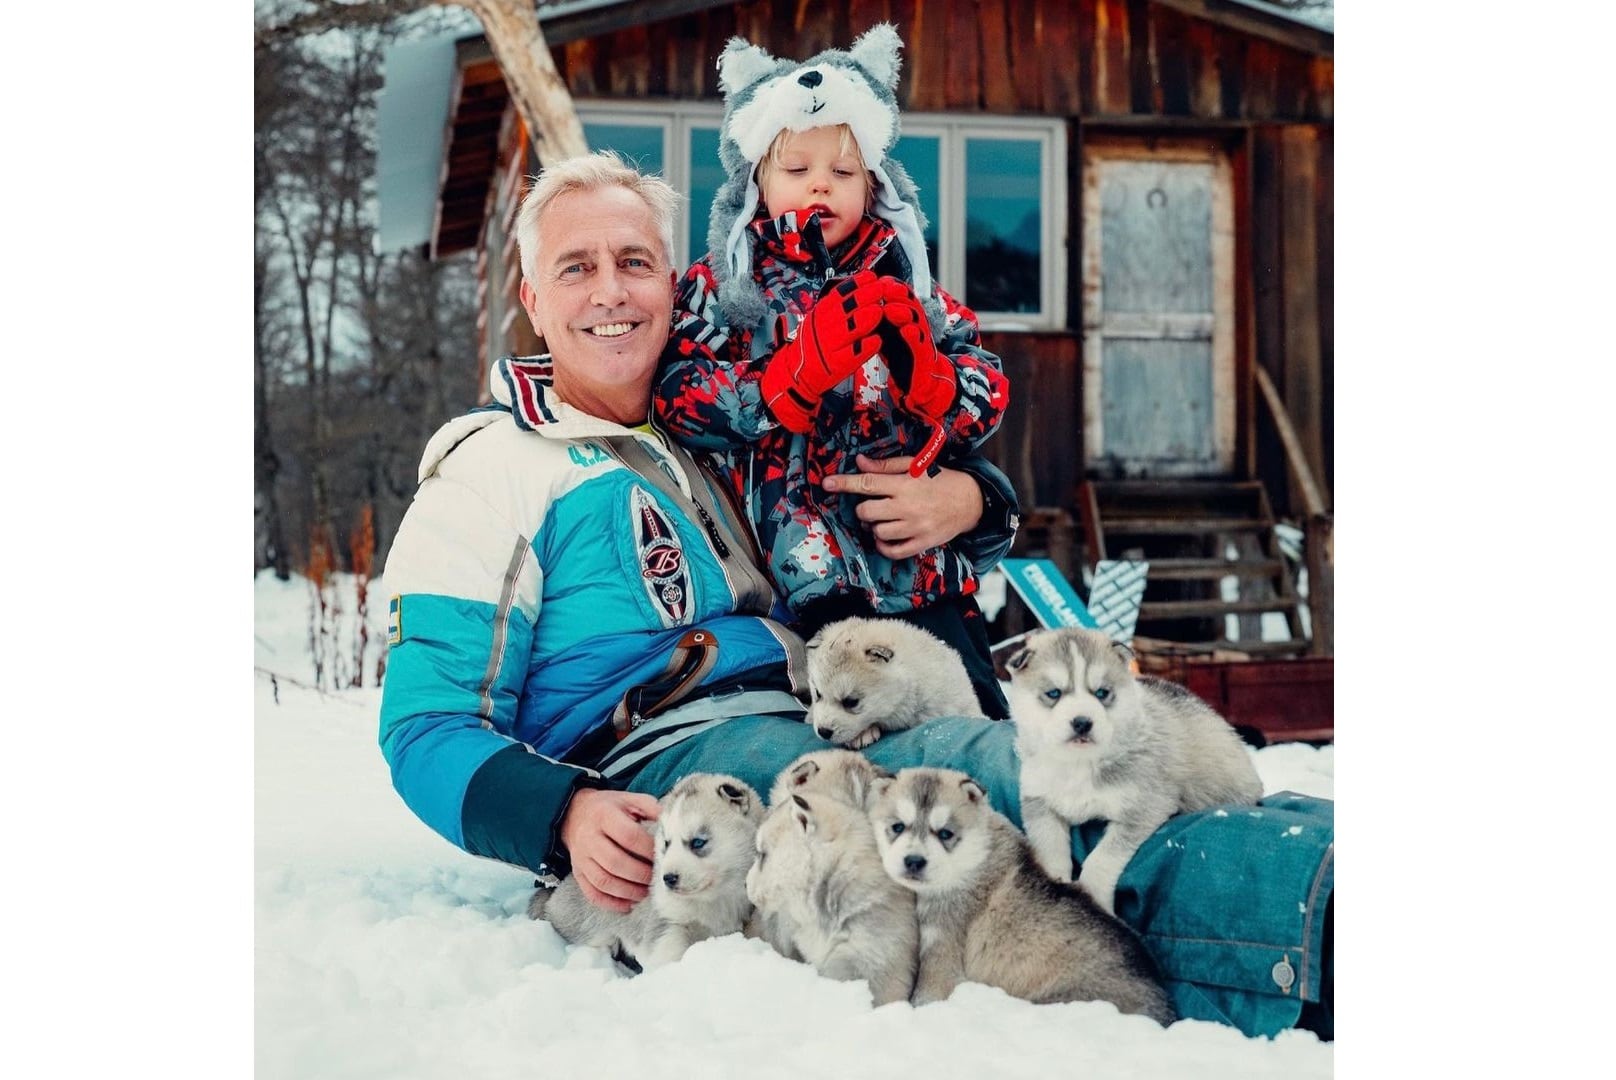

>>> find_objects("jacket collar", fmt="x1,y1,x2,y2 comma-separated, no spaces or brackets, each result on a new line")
487,356,650,439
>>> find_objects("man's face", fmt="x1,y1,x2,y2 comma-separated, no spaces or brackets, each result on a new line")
519,185,676,423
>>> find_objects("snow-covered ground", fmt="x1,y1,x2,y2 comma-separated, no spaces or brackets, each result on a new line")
255,571,1333,1078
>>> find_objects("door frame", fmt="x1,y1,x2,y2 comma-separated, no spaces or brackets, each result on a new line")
1079,135,1239,477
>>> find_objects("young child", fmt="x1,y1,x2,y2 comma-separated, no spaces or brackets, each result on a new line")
653,25,1014,718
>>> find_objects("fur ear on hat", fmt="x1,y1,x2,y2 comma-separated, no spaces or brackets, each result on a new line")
709,23,947,341
717,38,779,94
848,23,902,91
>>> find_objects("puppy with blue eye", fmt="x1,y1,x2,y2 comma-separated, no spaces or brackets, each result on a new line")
529,773,763,969
1006,628,1262,915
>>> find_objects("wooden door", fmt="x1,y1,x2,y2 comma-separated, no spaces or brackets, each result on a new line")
1081,138,1235,477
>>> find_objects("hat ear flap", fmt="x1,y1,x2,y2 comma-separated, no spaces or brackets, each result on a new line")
849,22,903,91
718,38,779,94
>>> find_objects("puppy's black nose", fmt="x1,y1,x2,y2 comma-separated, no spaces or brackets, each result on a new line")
903,854,927,873
662,872,680,889
816,726,835,740
797,70,823,88
1070,717,1093,738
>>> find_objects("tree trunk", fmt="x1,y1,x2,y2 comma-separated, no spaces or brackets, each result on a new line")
458,0,587,164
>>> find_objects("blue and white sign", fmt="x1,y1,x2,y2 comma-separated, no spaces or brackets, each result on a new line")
1000,559,1099,630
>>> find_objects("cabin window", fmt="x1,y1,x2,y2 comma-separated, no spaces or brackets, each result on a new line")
890,117,1066,330
573,103,1065,329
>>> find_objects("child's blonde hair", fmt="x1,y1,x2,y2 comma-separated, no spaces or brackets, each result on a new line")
754,124,875,206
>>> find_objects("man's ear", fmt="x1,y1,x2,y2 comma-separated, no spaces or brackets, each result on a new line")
519,278,540,322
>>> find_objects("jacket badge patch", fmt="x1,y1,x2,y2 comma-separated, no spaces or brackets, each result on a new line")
632,487,693,627
387,596,402,645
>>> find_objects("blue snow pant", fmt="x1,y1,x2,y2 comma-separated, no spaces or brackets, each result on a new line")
617,713,1334,1039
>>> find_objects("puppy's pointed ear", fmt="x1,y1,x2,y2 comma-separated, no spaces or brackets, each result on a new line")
787,758,821,788
1006,646,1034,673
1109,640,1137,666
790,793,816,834
718,38,778,94
959,778,985,804
870,776,895,801
865,645,894,664
717,781,754,815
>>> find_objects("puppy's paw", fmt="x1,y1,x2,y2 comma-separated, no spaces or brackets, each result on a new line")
849,725,883,750
1076,865,1120,916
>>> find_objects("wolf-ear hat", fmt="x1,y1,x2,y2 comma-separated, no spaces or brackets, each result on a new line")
708,23,946,337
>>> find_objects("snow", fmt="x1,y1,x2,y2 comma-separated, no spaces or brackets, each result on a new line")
254,570,1332,1076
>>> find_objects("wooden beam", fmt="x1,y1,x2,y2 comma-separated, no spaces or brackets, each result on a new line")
1148,0,1333,57
1253,365,1325,518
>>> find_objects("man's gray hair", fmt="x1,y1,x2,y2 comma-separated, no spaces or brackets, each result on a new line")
515,150,681,284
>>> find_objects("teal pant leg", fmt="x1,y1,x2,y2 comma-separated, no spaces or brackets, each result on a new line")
616,713,1333,1039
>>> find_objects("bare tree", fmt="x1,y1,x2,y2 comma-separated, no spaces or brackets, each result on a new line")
256,0,587,164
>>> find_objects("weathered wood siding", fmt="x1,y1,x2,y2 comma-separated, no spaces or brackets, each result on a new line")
543,0,1331,122
444,0,1331,508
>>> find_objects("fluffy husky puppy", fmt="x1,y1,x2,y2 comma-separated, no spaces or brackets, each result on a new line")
804,617,983,749
746,749,895,960
529,773,762,969
1006,627,1264,914
767,747,892,811
871,767,1175,1023
746,787,918,1005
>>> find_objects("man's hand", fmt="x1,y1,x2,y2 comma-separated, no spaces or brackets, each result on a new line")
559,788,661,913
821,454,986,560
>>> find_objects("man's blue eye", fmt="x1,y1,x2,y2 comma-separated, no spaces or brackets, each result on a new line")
689,837,706,851
1094,687,1111,703
1043,688,1063,703
891,822,906,836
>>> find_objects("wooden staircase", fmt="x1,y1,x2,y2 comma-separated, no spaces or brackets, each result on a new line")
1077,479,1310,657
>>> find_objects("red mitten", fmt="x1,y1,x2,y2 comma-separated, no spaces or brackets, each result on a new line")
759,270,888,433
873,289,958,476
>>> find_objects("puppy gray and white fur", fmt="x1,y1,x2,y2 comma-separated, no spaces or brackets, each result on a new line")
803,616,983,749
744,749,896,961
746,752,918,1005
528,773,762,969
871,766,1175,1022
1007,627,1264,915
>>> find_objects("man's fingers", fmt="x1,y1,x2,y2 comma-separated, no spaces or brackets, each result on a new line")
874,536,927,561
853,497,903,524
576,862,642,912
857,453,915,475
592,834,656,886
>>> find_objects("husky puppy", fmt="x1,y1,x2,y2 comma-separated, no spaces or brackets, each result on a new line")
804,617,984,749
528,773,762,969
1006,627,1263,915
767,747,892,811
871,767,1175,1022
744,749,895,959
746,788,918,1005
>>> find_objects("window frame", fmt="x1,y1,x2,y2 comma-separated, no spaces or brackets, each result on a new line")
898,114,1067,331
571,101,1067,330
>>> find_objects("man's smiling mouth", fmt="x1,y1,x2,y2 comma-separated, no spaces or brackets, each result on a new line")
587,322,637,338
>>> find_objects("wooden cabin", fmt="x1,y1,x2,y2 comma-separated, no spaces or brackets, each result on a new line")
385,0,1334,740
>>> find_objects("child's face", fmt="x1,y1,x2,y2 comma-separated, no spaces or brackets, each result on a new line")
759,125,870,249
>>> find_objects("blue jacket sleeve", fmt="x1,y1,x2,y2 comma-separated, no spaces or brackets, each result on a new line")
377,465,604,876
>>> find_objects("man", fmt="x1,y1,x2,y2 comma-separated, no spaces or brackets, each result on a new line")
379,152,1331,1039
